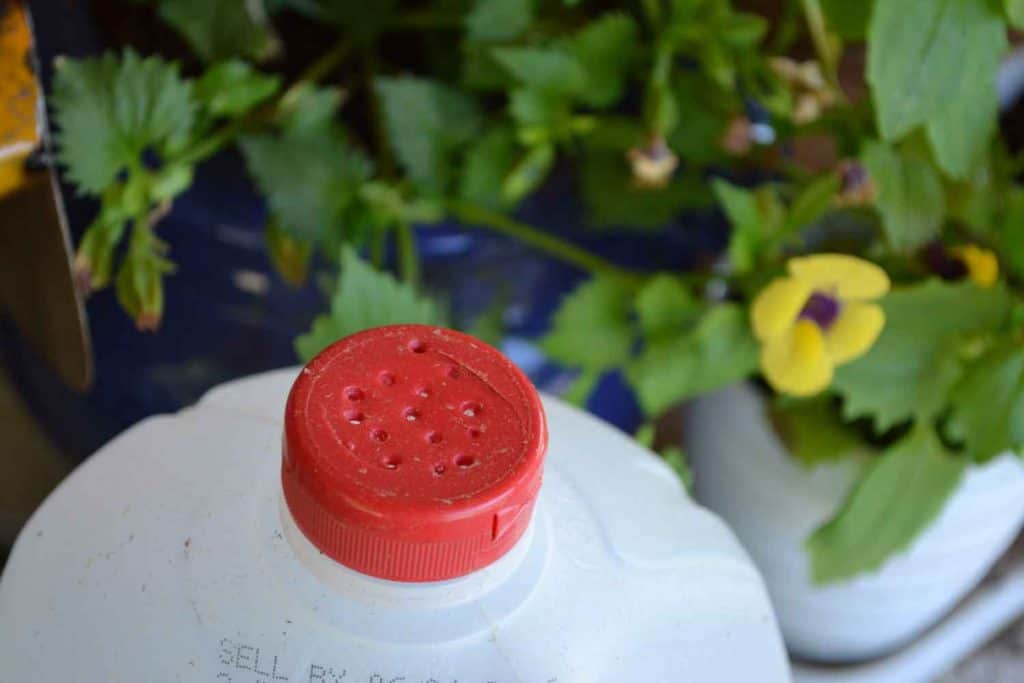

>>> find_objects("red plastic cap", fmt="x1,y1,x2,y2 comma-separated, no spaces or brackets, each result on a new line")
282,324,548,582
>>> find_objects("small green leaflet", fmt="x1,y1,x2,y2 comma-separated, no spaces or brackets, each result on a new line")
156,0,278,62
541,275,634,371
807,426,966,584
833,280,1012,432
492,47,588,96
194,60,281,117
295,247,445,361
374,77,482,195
786,173,841,234
770,397,865,468
239,113,371,243
712,179,785,274
861,141,943,251
1007,0,1024,28
52,50,196,195
465,0,533,43
868,0,1005,143
634,274,701,338
626,304,758,416
949,343,1024,462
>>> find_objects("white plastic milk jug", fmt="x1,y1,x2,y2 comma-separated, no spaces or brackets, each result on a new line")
0,325,788,681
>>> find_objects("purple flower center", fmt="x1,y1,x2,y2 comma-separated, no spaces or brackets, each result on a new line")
800,291,841,329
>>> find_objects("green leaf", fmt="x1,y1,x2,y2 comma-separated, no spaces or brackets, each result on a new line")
459,126,519,210
465,0,533,42
668,72,731,165
950,343,1024,462
635,422,655,448
712,179,786,273
492,46,587,96
834,280,1012,431
295,247,445,361
770,397,865,467
626,304,758,416
157,0,277,62
194,60,281,117
1007,0,1024,27
239,118,371,243
661,446,694,491
374,76,482,195
52,50,196,195
541,275,634,371
785,173,841,233
634,274,701,338
566,13,638,107
821,0,872,39
861,140,944,251
807,426,966,584
563,368,602,407
501,144,554,203
924,12,1006,180
868,0,1004,141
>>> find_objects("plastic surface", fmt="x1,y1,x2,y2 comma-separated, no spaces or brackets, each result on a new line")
284,325,546,581
685,383,1024,663
0,368,788,682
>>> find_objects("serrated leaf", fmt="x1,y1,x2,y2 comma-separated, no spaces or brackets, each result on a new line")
157,0,277,62
668,72,731,165
566,14,638,107
239,118,371,242
459,125,519,208
770,397,865,467
508,88,571,130
1007,0,1024,27
950,343,1024,462
492,46,588,96
375,76,482,195
861,141,943,251
833,280,1012,432
51,50,196,195
295,247,445,361
925,11,1005,180
194,60,281,117
712,179,785,273
868,0,1003,141
807,426,966,584
541,275,634,371
634,274,700,338
465,0,532,42
786,173,840,233
626,304,758,416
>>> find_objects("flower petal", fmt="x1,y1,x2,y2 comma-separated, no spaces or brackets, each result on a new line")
761,319,834,397
788,254,890,301
751,276,812,341
825,302,885,365
951,245,999,288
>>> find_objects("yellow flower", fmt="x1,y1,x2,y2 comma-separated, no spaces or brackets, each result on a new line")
752,254,890,397
951,245,998,288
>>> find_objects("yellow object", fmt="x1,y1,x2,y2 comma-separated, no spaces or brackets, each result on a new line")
952,245,999,288
0,0,40,199
752,254,890,397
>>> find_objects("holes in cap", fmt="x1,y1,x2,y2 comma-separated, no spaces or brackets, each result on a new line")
378,371,396,386
370,429,388,443
433,463,446,476
426,431,443,444
461,401,482,418
446,365,461,380
408,339,426,354
454,454,476,469
403,407,421,422
380,454,402,470
467,427,482,439
345,386,364,401
415,385,431,398
344,410,365,425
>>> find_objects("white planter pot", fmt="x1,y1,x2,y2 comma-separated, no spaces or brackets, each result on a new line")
683,383,1024,663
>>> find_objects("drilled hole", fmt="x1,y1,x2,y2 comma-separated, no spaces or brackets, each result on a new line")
426,431,442,444
345,386,364,401
446,365,461,380
433,463,446,476
461,401,482,418
454,454,476,469
344,410,365,425
415,385,431,398
404,407,420,422
378,371,396,386
408,339,426,353
467,427,481,439
370,429,388,442
380,454,402,470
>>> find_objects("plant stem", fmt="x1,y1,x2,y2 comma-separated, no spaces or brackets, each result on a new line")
799,0,840,90
640,0,662,28
395,221,420,285
176,38,352,166
447,200,643,285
